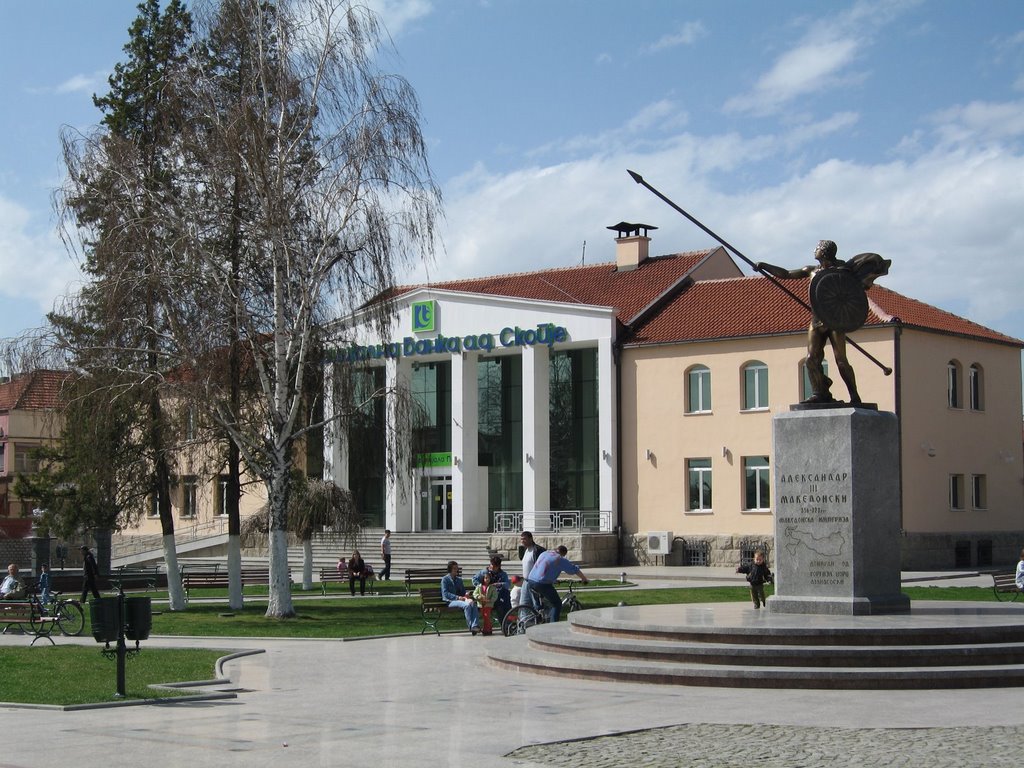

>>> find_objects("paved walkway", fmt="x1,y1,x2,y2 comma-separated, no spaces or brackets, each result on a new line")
2,570,1020,767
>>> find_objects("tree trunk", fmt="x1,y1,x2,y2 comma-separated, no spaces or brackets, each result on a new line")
266,528,294,617
265,466,294,617
162,533,185,610
227,534,243,609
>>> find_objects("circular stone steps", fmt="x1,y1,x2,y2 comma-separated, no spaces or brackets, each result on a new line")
485,601,1024,689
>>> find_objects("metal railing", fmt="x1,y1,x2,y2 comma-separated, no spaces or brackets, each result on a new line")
492,510,611,533
112,517,229,557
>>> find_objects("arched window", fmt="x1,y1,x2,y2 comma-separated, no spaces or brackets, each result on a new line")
686,365,712,414
969,364,984,411
742,361,768,410
947,360,963,409
800,359,829,401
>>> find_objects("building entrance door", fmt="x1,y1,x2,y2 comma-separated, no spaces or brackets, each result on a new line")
421,477,452,530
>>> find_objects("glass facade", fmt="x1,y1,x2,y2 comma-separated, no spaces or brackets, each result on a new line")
478,355,523,523
411,361,452,455
347,366,386,525
549,349,599,511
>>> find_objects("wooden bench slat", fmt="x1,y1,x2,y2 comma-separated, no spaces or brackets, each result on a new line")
992,572,1022,601
418,587,465,635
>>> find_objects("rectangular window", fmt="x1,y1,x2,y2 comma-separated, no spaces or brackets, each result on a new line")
969,366,983,411
686,458,713,512
949,474,964,510
743,364,768,410
181,477,198,518
971,474,987,509
13,444,40,474
148,495,159,518
686,367,711,413
743,456,771,510
947,363,961,408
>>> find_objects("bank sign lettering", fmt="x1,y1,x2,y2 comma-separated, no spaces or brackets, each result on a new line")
328,315,570,363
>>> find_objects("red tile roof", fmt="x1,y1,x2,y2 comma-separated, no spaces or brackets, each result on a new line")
0,370,72,412
626,275,1022,347
390,250,718,323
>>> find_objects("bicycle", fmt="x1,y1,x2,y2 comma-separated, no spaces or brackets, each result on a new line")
29,588,85,637
501,579,584,637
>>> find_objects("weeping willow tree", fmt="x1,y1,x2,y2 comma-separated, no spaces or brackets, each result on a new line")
242,475,360,590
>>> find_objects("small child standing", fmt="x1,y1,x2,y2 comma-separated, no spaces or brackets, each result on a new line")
509,575,523,608
38,563,52,612
736,550,774,609
473,572,497,635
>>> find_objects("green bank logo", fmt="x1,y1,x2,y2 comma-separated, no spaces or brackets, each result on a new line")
411,300,436,333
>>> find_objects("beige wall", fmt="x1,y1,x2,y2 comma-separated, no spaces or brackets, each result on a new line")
624,323,1015,547
897,328,1024,534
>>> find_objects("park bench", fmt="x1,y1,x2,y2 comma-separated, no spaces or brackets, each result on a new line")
991,571,1021,601
0,601,57,645
404,566,459,597
182,567,286,601
418,587,469,635
110,565,167,593
318,562,376,596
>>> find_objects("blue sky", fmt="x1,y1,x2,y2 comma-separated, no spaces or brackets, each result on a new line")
2,0,1024,350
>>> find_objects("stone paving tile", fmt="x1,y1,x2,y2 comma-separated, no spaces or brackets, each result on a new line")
505,723,1024,768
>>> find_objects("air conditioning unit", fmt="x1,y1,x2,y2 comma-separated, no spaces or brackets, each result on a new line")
647,531,673,556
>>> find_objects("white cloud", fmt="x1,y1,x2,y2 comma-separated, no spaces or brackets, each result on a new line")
0,196,83,334
364,0,432,36
724,0,920,116
25,70,107,97
725,38,861,116
930,100,1024,146
646,21,708,53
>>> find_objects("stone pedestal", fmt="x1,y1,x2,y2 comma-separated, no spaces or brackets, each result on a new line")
769,407,909,615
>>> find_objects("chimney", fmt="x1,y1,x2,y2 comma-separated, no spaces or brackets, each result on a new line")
607,221,657,271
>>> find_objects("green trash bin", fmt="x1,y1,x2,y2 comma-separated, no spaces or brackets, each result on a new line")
124,597,152,641
89,597,120,643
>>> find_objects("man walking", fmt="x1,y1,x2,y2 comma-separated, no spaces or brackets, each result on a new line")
380,529,392,582
81,545,101,604
525,545,588,624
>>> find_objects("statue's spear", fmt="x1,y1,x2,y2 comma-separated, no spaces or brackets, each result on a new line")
627,170,892,376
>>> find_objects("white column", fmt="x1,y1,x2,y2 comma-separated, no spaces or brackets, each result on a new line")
598,338,616,531
322,362,348,488
453,351,481,531
522,345,550,530
385,357,414,532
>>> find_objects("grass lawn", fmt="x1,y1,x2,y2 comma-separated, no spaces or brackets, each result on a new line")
144,584,1003,638
0,646,225,705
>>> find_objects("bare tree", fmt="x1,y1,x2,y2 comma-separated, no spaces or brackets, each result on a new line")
165,0,440,617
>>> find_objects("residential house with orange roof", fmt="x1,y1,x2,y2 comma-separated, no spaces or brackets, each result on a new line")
0,370,70,529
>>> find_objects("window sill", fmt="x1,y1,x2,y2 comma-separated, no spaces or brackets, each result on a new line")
684,509,713,515
742,508,772,514
740,407,769,414
684,410,713,416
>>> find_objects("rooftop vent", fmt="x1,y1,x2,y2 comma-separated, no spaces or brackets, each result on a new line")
608,221,657,271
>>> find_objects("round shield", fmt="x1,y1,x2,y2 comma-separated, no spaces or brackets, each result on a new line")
809,267,868,333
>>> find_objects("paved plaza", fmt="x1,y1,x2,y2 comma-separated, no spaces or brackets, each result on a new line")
2,570,1023,766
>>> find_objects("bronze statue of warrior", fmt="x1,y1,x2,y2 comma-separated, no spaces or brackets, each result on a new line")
757,240,891,405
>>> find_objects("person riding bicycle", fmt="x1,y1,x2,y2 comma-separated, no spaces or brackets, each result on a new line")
524,545,588,624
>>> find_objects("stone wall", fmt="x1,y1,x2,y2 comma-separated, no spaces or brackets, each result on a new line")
487,533,619,567
623,533,776,568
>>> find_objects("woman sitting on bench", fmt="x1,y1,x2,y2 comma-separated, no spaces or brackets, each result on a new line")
347,550,369,596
